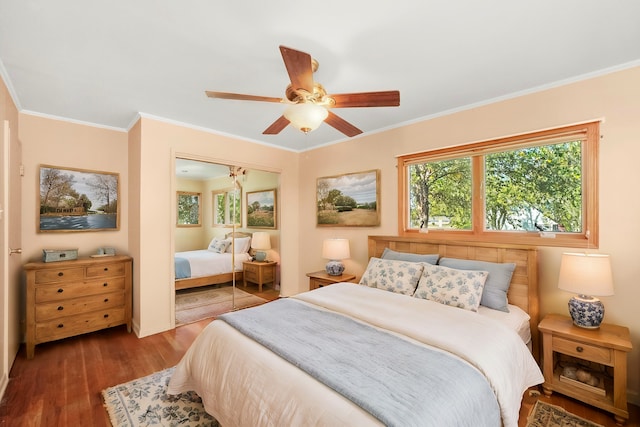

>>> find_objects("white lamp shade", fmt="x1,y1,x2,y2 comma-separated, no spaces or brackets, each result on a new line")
251,232,271,250
283,103,328,133
558,252,614,296
322,239,350,260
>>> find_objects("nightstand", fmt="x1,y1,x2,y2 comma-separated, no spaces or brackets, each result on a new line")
306,270,356,290
243,260,277,292
539,314,632,425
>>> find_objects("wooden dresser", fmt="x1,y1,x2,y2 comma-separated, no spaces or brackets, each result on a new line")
24,255,132,359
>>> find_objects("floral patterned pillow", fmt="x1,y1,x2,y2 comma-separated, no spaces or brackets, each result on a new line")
413,263,488,311
208,238,230,254
359,257,424,295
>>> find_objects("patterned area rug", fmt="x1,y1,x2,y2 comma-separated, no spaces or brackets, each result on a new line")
102,367,218,427
527,400,604,427
175,284,267,325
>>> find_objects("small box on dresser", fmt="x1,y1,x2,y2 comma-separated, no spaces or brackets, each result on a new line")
24,255,133,359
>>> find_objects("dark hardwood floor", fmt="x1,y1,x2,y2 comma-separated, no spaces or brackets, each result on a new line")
1,282,637,426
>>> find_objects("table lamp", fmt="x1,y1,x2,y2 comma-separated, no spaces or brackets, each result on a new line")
322,238,350,276
557,252,614,329
251,232,271,262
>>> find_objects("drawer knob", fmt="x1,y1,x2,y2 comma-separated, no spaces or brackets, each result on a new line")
104,298,109,302
104,267,109,271
57,324,64,328
58,272,64,277
57,306,64,311
103,283,108,287
576,346,584,353
57,288,64,293
104,314,109,318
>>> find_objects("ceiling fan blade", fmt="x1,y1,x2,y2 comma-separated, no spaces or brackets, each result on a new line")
263,116,290,135
279,46,314,93
330,91,400,108
205,91,283,103
325,111,363,137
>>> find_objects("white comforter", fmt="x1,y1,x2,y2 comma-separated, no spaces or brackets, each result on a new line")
176,250,249,278
168,283,543,427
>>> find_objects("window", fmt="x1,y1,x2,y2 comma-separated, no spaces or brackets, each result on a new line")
399,122,599,248
212,188,241,226
177,191,201,226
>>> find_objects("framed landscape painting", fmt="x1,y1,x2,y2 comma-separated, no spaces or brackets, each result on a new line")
39,165,120,232
317,169,380,227
246,189,276,229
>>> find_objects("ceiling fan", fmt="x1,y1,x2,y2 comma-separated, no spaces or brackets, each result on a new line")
205,46,400,137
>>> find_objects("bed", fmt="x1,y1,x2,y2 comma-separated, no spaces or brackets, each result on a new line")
174,232,252,291
168,236,544,426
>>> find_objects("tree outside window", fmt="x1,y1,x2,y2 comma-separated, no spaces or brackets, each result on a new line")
177,191,201,226
213,188,241,226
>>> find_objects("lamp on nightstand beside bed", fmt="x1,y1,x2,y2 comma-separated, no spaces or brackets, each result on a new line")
251,232,271,262
557,252,614,329
322,238,350,276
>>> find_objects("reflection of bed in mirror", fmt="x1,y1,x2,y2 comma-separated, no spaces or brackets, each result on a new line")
174,232,251,291
168,235,543,427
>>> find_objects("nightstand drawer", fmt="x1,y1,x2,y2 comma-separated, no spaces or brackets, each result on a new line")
553,336,613,365
244,263,259,275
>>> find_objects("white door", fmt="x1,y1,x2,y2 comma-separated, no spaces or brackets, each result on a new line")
1,119,22,399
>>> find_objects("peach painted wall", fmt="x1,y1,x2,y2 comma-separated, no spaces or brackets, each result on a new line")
299,65,640,403
19,114,129,262
130,116,299,338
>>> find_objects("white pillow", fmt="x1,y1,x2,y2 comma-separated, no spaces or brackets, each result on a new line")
359,257,424,295
413,263,488,312
225,236,251,254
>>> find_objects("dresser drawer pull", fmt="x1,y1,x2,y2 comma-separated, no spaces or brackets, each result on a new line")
103,314,109,318
104,298,109,302
104,267,109,271
58,272,64,277
57,306,64,311
103,282,108,287
57,288,64,293
57,324,64,328
576,346,584,353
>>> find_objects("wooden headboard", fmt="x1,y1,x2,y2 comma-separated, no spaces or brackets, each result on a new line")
368,235,539,360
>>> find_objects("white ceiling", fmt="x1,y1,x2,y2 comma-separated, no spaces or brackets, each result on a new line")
1,1,639,152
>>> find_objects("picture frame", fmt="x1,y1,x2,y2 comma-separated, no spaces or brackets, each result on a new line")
316,169,380,227
39,165,120,232
246,189,277,229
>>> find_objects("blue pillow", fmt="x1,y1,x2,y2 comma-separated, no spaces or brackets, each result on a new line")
381,248,439,265
438,258,516,312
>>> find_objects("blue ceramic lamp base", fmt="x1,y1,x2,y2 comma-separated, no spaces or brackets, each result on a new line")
568,294,605,329
325,260,345,276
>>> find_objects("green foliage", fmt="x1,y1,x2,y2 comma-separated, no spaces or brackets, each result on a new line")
408,140,582,232
485,141,581,231
178,194,199,224
409,158,472,229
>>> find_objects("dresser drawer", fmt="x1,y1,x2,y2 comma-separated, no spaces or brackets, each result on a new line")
34,267,85,284
86,262,125,278
35,277,126,302
35,291,124,321
35,307,126,342
553,336,613,365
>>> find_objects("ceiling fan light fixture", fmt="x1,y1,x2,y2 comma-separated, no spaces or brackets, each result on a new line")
283,103,328,134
